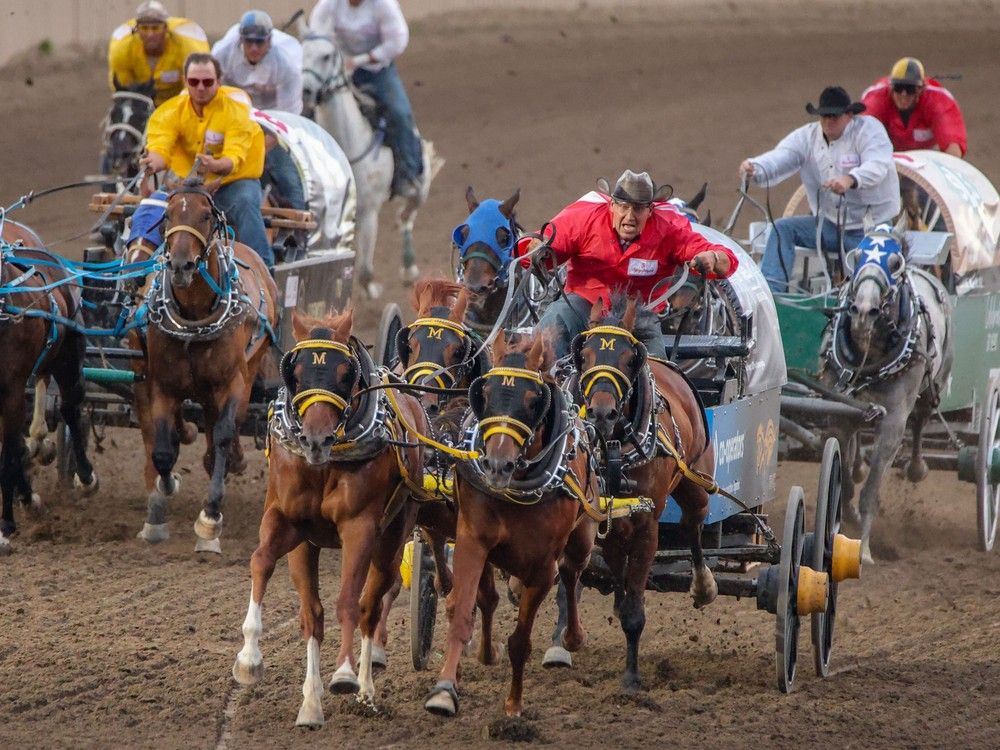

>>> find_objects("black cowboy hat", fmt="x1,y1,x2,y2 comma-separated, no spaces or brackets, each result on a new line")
805,86,866,117
596,169,673,205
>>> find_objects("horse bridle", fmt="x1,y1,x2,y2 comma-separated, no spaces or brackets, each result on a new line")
571,325,647,408
399,316,473,389
469,366,552,449
103,90,154,158
281,338,361,435
163,186,229,261
302,33,351,108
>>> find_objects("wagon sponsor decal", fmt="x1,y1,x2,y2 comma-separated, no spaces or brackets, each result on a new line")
715,431,745,467
756,418,777,474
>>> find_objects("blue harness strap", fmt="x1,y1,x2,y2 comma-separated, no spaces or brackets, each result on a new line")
452,199,516,278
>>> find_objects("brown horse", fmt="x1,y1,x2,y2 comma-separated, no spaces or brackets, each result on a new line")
132,178,278,551
372,279,499,669
561,295,717,690
232,309,428,727
0,221,97,552
424,331,598,718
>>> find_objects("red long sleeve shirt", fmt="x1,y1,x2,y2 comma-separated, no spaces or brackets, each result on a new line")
861,77,967,156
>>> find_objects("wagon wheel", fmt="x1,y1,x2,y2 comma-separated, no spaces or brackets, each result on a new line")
976,377,1000,551
410,529,439,670
375,302,403,370
811,438,842,677
775,486,806,693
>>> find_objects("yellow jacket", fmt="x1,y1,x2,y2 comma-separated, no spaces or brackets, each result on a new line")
107,17,209,105
146,86,264,185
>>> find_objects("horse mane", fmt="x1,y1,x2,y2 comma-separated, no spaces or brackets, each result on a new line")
291,309,353,342
412,279,463,316
593,292,660,342
494,328,554,375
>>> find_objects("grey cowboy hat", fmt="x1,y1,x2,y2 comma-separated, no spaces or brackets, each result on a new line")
805,86,866,117
597,169,673,205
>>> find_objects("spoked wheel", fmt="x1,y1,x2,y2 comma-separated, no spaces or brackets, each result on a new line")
409,529,439,670
811,438,843,677
375,303,403,370
976,378,1000,552
775,486,806,693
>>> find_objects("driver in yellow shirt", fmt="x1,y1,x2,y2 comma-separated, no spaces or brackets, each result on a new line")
108,0,209,106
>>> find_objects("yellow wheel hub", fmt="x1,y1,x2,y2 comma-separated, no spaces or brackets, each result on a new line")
796,565,829,615
831,533,862,582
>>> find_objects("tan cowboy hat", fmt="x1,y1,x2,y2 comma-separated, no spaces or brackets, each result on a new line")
597,169,673,205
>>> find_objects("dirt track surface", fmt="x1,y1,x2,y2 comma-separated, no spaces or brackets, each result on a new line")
1,3,999,748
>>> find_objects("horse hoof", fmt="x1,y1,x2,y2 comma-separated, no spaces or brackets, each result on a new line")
155,473,181,497
194,537,222,555
904,459,929,483
295,704,325,729
364,282,384,300
232,657,264,686
137,522,170,543
328,662,360,694
193,510,222,540
0,534,12,556
691,568,718,609
228,454,248,475
542,645,573,668
371,645,387,672
180,421,198,445
424,680,459,717
74,472,100,497
400,264,420,285
24,494,44,517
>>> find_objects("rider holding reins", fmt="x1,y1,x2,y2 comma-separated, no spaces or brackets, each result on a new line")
531,169,738,359
139,53,273,268
107,1,209,106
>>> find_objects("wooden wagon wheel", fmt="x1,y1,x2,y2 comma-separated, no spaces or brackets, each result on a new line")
976,376,1000,552
409,528,439,670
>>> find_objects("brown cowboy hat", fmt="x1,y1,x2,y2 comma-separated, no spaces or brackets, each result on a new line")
805,86,866,116
597,169,673,205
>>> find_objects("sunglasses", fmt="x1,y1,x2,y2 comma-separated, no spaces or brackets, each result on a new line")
892,83,918,95
136,23,165,33
611,197,651,212
242,37,269,46
186,77,217,88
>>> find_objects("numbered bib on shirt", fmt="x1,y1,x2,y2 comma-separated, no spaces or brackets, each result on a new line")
913,128,934,142
627,258,658,276
160,69,180,83
838,153,861,170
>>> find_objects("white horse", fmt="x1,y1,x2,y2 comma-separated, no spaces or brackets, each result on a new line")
300,25,442,299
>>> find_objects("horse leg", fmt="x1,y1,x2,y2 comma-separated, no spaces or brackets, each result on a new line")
194,390,241,553
50,336,98,495
859,407,909,565
287,540,326,728
505,576,554,717
542,577,579,668
328,514,379,695
395,202,418,283
233,504,303,686
553,518,595,662
904,399,932,483
475,562,501,665
618,514,658,693
135,380,174,542
0,398,29,553
425,530,492,717
673,477,716,608
353,207,382,299
24,378,55,467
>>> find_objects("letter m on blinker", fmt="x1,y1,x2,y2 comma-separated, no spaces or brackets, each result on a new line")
312,352,327,365
599,338,615,351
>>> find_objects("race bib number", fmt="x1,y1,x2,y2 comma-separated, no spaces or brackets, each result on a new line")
160,69,180,83
627,258,658,276
838,153,861,170
913,128,934,142
205,130,224,146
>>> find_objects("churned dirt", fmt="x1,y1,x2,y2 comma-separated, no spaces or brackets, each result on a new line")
1,3,999,748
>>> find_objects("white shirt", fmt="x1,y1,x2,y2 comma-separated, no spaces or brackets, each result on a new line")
309,0,408,71
212,26,303,114
748,115,901,229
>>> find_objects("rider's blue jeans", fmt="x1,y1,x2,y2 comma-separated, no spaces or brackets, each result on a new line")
215,178,274,268
539,292,668,360
262,144,306,210
762,215,864,294
352,63,423,189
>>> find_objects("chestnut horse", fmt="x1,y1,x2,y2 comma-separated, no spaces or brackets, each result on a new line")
133,178,278,551
0,221,98,552
232,309,428,727
556,296,717,691
424,331,598,717
372,279,497,668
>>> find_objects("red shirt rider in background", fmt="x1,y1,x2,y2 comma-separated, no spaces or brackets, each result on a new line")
530,169,738,359
861,57,967,157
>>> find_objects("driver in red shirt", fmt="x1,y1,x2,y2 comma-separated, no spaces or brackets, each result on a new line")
532,169,737,359
861,57,967,157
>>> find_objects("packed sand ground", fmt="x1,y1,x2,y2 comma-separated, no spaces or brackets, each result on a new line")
1,3,998,748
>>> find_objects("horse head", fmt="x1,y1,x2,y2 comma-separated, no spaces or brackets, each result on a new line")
469,332,553,489
572,295,653,438
300,31,346,119
843,225,907,349
667,182,711,226
163,176,224,288
454,186,520,299
399,279,482,415
106,77,155,176
285,309,360,464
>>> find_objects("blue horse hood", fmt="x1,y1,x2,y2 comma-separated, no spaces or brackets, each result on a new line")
453,199,515,274
128,190,169,248
852,226,904,288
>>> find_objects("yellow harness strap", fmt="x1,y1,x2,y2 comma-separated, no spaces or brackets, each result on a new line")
409,317,469,337
164,224,209,248
382,375,481,461
580,365,630,399
581,325,642,346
